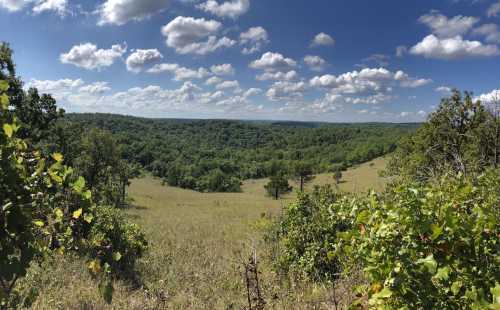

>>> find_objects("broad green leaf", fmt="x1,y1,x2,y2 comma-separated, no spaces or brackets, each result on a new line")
112,252,122,262
451,281,462,295
0,94,8,109
430,224,443,241
72,176,86,193
84,213,94,224
83,190,92,200
491,282,500,304
99,279,114,304
434,266,450,281
0,80,8,91
3,123,13,138
72,208,83,219
375,287,393,299
356,210,371,224
417,254,437,274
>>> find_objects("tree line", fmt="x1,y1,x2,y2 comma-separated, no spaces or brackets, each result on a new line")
66,113,416,193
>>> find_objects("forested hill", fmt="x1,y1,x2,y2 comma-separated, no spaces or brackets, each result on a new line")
66,113,418,192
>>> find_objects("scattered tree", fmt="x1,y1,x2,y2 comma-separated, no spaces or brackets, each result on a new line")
292,161,315,191
264,173,292,200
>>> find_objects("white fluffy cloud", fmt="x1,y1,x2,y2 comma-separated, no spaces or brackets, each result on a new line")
215,80,239,90
60,42,127,70
487,1,500,17
79,82,111,94
256,70,297,81
32,0,68,15
303,55,326,71
239,26,269,54
205,76,223,85
476,89,500,104
310,32,335,47
126,49,163,73
249,52,297,72
196,0,249,19
418,11,479,37
161,16,236,55
210,63,235,76
267,81,307,101
0,0,32,12
97,0,170,26
27,78,84,93
147,63,211,81
409,34,499,59
435,86,453,94
310,67,430,101
472,24,500,44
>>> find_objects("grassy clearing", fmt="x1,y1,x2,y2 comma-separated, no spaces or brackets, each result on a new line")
29,157,387,309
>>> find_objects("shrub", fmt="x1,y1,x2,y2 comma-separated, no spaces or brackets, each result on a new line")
338,171,500,308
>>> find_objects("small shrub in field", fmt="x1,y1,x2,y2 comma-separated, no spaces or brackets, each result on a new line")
274,185,347,281
85,206,148,276
338,171,500,308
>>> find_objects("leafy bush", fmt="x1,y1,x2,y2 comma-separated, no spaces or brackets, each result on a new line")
274,185,346,281
85,206,148,276
337,172,500,308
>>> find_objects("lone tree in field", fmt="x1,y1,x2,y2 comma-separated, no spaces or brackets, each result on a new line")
333,168,343,184
265,173,292,200
293,161,315,191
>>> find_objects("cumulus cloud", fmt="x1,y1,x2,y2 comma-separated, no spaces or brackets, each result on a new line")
126,49,163,73
310,67,430,103
310,32,335,47
205,76,223,85
147,63,211,81
256,70,297,81
97,0,170,26
78,81,111,94
32,0,68,16
435,86,453,94
0,0,33,12
210,63,235,75
472,23,500,44
475,89,500,104
161,16,236,55
487,1,500,17
409,34,499,59
196,0,249,19
215,80,240,90
361,54,390,67
303,55,326,72
418,11,479,37
239,26,269,54
60,42,127,70
267,81,307,101
249,52,297,72
27,78,84,94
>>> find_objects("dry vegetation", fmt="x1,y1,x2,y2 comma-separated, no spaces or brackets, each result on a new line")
27,157,387,309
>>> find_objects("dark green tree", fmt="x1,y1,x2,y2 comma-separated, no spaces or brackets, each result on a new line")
265,173,292,200
333,168,343,184
292,161,315,191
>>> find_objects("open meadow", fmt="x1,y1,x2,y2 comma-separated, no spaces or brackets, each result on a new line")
26,157,387,309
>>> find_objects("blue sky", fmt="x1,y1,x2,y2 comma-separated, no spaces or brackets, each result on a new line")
1,0,500,122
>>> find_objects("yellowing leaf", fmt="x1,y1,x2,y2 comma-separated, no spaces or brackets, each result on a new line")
72,208,83,219
88,260,101,274
52,153,64,162
55,208,64,219
430,224,443,241
33,220,45,227
3,123,13,138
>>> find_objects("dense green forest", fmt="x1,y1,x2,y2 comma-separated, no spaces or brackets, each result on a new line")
65,114,417,192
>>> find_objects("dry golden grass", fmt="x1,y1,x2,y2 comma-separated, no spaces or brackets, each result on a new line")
28,157,387,309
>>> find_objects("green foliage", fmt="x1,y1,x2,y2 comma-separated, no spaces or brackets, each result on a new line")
66,113,415,192
0,46,148,306
389,90,499,181
264,173,292,199
85,206,147,276
292,161,315,191
338,172,499,308
273,186,345,281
